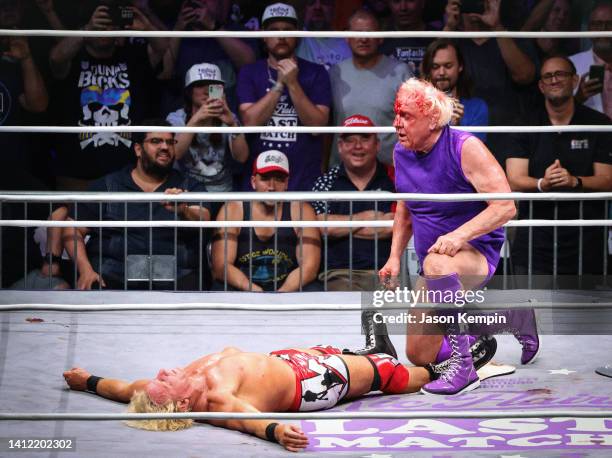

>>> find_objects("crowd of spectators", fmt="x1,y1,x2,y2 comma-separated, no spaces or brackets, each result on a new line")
1,0,611,291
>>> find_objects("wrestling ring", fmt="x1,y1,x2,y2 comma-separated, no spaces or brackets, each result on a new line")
1,24,612,458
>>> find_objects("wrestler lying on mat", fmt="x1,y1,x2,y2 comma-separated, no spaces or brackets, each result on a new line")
62,338,496,452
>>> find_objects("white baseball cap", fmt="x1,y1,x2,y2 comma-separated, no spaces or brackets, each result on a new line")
253,150,290,176
262,2,298,28
184,63,225,88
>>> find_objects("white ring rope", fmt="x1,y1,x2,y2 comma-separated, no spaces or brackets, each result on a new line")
1,29,611,39
1,302,610,312
2,219,612,229
1,191,611,202
0,410,610,421
1,125,611,134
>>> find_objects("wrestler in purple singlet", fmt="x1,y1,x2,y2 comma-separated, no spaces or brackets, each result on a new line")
393,125,504,278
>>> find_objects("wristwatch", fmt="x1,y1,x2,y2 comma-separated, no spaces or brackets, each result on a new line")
574,176,583,189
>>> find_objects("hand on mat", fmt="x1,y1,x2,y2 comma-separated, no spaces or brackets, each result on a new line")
63,367,91,391
428,232,467,256
276,423,309,452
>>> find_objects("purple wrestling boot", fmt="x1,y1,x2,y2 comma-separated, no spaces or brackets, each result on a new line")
421,332,480,395
509,309,540,365
436,334,498,370
470,309,540,365
420,273,480,395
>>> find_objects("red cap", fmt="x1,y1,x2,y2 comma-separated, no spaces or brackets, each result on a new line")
342,114,375,128
252,150,290,176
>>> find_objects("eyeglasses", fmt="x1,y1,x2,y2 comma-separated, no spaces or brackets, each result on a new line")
144,138,178,147
540,70,574,84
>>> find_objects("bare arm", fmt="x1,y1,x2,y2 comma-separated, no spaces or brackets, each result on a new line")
35,0,66,32
480,0,536,85
521,0,555,31
239,91,283,126
10,38,48,113
317,211,392,239
63,367,149,403
455,137,516,240
507,159,612,192
211,203,262,291
279,58,329,127
62,223,106,289
209,394,308,452
388,201,413,261
354,212,395,239
214,35,256,69
278,203,321,292
49,6,112,78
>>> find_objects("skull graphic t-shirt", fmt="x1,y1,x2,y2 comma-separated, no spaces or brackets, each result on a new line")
53,45,155,179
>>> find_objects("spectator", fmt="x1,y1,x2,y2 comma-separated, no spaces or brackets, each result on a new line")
296,0,352,69
49,0,170,190
329,9,411,166
571,0,612,119
380,0,439,76
9,206,70,290
522,0,580,58
505,55,612,277
211,150,321,292
166,63,248,192
422,38,489,142
312,115,395,291
444,0,538,160
167,0,257,110
62,121,212,290
237,3,331,191
0,0,49,172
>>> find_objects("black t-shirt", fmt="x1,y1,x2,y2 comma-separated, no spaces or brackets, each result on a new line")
458,38,539,127
69,166,210,280
312,162,396,271
506,104,612,274
52,45,156,179
379,36,434,77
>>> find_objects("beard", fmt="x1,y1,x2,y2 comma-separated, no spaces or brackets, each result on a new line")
141,153,174,180
546,93,572,107
433,78,454,93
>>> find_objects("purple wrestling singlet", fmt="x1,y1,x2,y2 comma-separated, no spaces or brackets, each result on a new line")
393,126,504,272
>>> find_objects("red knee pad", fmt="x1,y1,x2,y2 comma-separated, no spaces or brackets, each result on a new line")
310,345,343,355
366,353,409,394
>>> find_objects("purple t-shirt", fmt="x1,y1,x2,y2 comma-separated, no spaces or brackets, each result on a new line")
393,126,504,270
236,58,331,191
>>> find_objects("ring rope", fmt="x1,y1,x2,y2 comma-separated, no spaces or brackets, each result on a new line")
1,29,611,39
1,302,610,312
0,410,610,421
1,125,611,134
1,191,611,202
2,219,612,229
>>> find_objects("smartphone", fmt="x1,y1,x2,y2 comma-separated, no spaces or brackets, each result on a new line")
589,65,605,86
108,4,134,28
461,0,485,15
208,84,224,100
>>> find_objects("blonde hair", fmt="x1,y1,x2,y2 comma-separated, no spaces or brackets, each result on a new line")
395,78,454,129
125,391,194,432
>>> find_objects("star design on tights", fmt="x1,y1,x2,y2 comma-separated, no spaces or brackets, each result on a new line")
548,368,576,375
